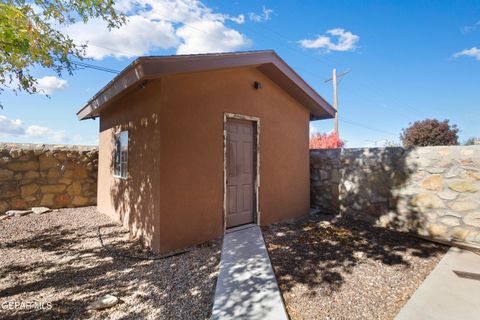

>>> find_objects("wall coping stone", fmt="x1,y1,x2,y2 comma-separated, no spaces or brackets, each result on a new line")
0,142,98,152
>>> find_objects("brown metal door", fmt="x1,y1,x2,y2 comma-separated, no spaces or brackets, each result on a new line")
226,119,256,228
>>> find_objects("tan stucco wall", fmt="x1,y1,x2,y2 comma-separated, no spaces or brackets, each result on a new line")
98,66,310,253
98,82,162,252
158,67,310,252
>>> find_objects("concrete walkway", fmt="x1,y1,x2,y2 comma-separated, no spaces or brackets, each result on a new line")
396,247,480,320
212,225,288,320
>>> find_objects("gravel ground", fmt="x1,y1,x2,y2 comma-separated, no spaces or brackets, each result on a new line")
0,207,221,320
262,214,448,320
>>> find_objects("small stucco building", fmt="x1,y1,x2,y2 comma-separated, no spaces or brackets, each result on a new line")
77,51,334,253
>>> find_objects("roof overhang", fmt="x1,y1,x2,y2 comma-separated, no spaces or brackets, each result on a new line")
76,50,335,121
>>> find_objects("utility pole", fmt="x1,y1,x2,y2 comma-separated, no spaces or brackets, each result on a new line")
332,69,338,135
325,68,350,136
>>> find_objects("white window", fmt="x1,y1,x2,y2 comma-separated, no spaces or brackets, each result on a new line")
113,131,128,179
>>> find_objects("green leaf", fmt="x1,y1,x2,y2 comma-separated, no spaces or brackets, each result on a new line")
0,0,125,98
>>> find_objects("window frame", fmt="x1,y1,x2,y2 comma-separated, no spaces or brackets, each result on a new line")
113,131,129,179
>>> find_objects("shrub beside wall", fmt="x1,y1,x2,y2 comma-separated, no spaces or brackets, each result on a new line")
0,143,98,213
311,146,480,247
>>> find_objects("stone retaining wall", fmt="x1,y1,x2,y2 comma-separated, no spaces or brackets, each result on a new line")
0,143,98,213
311,146,480,247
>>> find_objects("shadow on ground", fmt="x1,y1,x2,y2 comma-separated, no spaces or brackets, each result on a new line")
0,207,221,320
262,214,448,319
263,214,446,294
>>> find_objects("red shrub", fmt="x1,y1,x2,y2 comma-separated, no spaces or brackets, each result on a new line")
309,132,345,149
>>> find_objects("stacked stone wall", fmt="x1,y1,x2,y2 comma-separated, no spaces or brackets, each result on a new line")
0,143,98,213
311,146,480,246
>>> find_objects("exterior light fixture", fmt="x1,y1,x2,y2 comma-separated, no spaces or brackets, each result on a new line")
253,81,262,89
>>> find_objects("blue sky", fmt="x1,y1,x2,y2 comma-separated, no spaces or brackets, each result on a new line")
1,0,479,147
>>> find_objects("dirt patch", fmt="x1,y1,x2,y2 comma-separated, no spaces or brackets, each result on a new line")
262,214,448,320
0,207,221,319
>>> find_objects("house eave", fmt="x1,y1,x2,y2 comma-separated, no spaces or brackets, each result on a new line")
76,50,335,121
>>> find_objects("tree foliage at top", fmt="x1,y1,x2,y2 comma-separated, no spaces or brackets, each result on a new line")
400,119,459,148
0,0,125,98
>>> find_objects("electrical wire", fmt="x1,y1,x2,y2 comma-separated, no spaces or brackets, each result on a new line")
69,4,412,136
209,0,432,119
338,116,398,137
71,61,120,74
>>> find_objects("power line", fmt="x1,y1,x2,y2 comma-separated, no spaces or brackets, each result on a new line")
70,0,430,122
157,12,404,136
67,5,411,136
71,61,120,74
73,40,129,56
70,19,401,135
210,0,431,118
223,25,413,127
338,116,398,137
52,56,121,74
257,24,430,118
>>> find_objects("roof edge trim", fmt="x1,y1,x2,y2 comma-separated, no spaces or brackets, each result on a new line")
76,50,334,120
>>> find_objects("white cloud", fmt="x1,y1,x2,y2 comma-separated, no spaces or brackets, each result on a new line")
67,15,178,60
4,76,67,95
299,28,360,52
0,115,24,136
249,7,273,22
36,76,68,95
0,115,68,143
230,14,245,24
462,21,480,33
66,0,252,59
176,19,250,54
25,125,68,142
453,47,480,61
